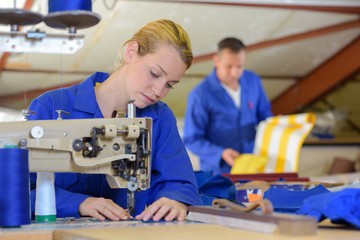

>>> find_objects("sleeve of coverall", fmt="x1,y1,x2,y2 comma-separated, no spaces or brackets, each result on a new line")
146,105,202,206
256,78,273,122
183,89,224,170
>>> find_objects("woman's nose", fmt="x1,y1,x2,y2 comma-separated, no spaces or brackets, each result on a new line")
152,81,163,98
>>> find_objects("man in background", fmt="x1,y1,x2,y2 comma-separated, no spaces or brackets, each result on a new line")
183,37,273,174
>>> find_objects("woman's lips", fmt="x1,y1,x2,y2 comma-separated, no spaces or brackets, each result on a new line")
142,93,154,104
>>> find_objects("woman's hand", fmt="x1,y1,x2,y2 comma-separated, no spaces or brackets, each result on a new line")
135,197,188,222
78,197,132,221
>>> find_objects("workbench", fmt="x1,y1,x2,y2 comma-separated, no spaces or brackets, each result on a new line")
1,218,359,240
298,138,360,177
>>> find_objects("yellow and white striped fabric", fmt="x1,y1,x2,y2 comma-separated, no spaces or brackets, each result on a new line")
253,113,316,173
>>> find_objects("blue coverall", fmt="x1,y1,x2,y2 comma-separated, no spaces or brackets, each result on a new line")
29,72,202,218
183,68,273,174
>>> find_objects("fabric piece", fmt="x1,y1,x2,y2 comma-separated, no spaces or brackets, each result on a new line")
296,188,360,228
195,171,235,205
231,154,268,174
263,184,330,213
254,113,316,173
235,181,270,203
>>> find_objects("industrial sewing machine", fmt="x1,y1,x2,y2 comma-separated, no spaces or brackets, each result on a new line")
0,104,152,214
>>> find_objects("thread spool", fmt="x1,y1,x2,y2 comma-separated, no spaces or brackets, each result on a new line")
0,147,30,227
35,172,56,222
0,8,43,31
44,0,100,33
49,0,93,12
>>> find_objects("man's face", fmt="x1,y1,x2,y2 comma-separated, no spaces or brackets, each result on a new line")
214,48,246,87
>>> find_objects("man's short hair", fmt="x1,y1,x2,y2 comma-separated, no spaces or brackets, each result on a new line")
218,37,246,53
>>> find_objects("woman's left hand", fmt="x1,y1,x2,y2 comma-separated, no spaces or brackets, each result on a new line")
135,197,188,222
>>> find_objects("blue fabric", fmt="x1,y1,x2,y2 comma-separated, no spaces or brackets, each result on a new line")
28,72,202,219
263,185,330,213
183,68,273,174
296,188,360,228
195,171,235,205
194,170,214,187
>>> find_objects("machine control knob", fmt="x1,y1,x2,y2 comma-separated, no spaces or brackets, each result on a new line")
127,180,138,192
30,126,44,139
72,140,84,152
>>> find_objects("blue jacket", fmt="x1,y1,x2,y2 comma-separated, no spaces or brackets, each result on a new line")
28,72,202,218
183,68,273,174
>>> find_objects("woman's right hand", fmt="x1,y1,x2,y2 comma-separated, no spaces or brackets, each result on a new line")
78,197,132,221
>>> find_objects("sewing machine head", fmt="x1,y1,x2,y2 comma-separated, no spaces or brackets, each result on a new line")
0,116,152,189
1,98,153,213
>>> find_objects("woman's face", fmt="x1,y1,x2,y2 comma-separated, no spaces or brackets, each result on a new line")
124,43,187,109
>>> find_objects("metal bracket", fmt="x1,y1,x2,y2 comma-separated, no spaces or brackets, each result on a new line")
0,30,84,54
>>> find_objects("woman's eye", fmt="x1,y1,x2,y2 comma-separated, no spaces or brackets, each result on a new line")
150,71,159,78
166,82,173,89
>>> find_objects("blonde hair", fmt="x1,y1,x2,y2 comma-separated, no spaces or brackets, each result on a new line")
115,19,193,70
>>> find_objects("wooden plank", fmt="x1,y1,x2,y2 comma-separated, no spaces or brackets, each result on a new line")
223,172,299,178
138,1,360,14
0,229,53,240
187,206,317,235
193,19,360,63
304,138,360,146
222,173,310,183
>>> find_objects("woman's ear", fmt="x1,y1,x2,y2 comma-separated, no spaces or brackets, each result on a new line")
124,41,139,63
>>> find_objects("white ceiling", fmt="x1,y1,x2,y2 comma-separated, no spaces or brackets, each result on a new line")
1,0,360,136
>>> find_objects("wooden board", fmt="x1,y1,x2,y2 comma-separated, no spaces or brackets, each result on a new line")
186,206,317,235
222,173,310,183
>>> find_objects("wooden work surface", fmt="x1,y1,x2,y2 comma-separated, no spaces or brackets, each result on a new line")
1,219,359,240
0,229,52,240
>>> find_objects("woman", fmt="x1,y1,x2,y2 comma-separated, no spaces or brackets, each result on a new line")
29,19,202,222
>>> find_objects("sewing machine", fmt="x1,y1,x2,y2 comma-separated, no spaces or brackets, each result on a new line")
0,106,152,214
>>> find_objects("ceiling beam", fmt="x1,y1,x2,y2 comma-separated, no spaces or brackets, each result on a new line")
1,68,298,80
193,19,360,63
0,53,10,73
2,68,93,75
140,0,360,14
0,81,82,105
23,0,35,9
3,19,359,105
0,71,299,106
271,36,360,115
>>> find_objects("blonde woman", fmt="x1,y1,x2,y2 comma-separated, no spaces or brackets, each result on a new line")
29,19,201,222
